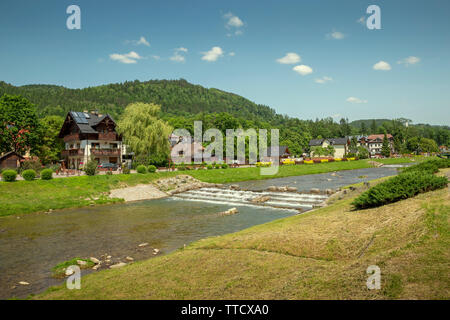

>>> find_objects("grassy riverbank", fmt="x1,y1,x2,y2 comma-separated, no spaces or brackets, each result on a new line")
37,169,450,300
0,160,371,217
372,156,437,165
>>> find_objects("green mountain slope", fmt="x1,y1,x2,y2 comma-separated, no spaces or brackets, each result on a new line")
0,79,276,121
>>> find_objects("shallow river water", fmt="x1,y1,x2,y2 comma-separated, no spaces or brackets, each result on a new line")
0,166,401,299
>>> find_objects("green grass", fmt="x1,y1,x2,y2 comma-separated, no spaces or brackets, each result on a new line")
36,172,450,300
373,156,438,165
0,160,371,216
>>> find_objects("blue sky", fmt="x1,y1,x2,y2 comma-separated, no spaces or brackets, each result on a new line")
0,0,449,125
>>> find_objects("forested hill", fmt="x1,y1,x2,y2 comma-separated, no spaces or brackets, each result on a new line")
0,79,276,121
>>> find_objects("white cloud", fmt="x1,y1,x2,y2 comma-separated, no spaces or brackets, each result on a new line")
223,12,244,36
126,36,150,47
356,16,365,25
346,97,368,104
224,12,244,28
276,52,301,64
293,65,313,76
109,51,142,64
327,30,345,40
373,60,392,71
315,76,332,84
397,56,420,66
229,52,235,56
170,47,188,63
151,55,161,60
170,54,185,63
201,46,224,62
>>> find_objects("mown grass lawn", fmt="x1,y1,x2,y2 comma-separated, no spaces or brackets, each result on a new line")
36,170,450,300
373,156,437,165
0,160,372,216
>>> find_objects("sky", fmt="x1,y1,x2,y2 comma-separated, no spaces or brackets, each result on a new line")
0,0,449,125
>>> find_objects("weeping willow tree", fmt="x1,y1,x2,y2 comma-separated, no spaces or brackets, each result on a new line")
116,103,173,164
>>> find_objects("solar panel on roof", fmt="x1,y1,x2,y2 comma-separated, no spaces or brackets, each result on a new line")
71,111,88,124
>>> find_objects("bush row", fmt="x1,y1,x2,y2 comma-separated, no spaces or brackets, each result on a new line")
1,168,53,182
352,160,449,209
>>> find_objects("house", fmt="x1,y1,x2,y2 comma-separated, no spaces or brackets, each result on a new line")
365,134,394,157
170,134,205,163
58,111,124,169
308,138,348,158
0,151,24,169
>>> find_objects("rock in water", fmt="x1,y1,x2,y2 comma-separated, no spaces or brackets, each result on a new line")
65,267,75,276
325,189,334,195
138,243,149,247
76,260,87,266
220,207,239,216
90,257,100,264
109,262,127,269
251,196,271,203
19,281,29,286
125,256,134,261
310,188,321,194
287,187,297,192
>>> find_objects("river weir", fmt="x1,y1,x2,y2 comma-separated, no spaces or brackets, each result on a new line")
172,187,329,211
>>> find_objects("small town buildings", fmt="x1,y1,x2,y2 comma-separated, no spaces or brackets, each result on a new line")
264,146,291,162
308,138,348,158
58,111,124,169
365,134,394,157
0,151,24,169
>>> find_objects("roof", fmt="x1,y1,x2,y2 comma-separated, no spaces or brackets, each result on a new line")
0,151,24,161
309,139,324,146
367,134,393,141
59,111,116,137
309,138,348,146
328,138,348,145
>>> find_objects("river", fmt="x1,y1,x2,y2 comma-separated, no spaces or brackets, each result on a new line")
0,166,401,299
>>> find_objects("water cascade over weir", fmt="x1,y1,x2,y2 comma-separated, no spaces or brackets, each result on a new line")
172,186,329,212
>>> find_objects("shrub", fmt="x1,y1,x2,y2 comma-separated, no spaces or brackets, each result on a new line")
402,158,450,175
20,160,42,173
22,169,36,181
122,165,130,174
221,163,229,169
147,165,157,173
84,160,98,176
1,169,17,182
177,165,186,171
136,165,147,174
206,164,213,170
106,170,113,175
215,164,221,169
352,171,448,209
40,169,53,180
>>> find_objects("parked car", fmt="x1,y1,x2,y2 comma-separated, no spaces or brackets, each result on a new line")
98,163,119,170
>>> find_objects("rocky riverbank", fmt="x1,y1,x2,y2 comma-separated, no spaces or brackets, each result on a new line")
109,175,221,202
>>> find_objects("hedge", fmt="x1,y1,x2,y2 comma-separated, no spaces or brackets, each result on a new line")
40,169,53,180
1,169,17,182
147,165,157,173
22,169,36,181
352,171,448,209
136,165,147,174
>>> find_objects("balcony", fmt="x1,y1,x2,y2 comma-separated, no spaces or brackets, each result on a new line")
62,149,85,157
98,132,118,141
91,148,120,156
63,133,81,143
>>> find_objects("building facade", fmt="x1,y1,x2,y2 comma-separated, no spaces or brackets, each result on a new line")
58,111,123,169
308,138,348,158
